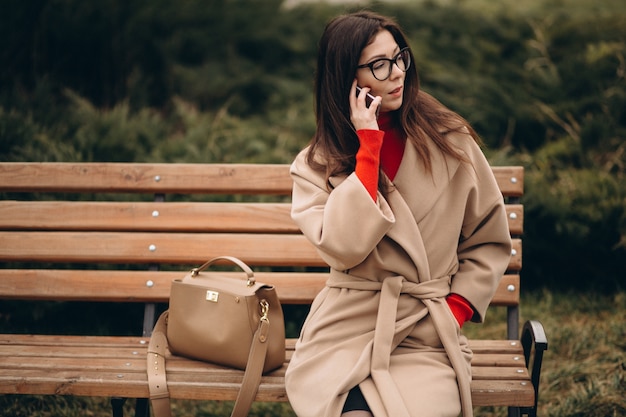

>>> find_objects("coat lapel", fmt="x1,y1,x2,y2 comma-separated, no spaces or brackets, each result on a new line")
393,138,461,225
384,139,461,282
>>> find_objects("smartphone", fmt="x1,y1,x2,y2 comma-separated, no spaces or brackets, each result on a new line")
356,86,380,117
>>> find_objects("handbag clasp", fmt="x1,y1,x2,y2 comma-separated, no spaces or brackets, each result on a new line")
206,290,219,302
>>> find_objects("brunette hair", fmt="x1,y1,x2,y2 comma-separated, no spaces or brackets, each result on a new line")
307,11,480,190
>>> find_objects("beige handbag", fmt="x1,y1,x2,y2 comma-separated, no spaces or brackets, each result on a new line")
147,256,285,417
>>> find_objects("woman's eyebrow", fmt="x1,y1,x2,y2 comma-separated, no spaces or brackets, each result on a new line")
365,46,401,62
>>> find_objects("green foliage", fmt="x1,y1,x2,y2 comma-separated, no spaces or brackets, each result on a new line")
518,134,626,291
0,1,625,289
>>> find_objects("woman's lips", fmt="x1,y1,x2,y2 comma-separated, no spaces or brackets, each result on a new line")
390,86,403,96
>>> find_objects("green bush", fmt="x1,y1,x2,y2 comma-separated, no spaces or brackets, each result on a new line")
0,0,624,289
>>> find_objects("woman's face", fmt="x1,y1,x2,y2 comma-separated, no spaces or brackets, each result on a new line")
355,30,407,113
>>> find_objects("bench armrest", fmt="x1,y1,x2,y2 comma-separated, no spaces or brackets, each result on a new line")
520,320,548,417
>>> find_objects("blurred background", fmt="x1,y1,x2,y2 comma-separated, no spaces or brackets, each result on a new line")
2,0,624,292
0,0,624,415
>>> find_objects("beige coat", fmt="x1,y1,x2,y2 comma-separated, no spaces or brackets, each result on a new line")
285,129,512,417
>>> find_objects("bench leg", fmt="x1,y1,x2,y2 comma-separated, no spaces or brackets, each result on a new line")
110,397,150,417
111,397,126,417
135,398,150,417
520,320,549,417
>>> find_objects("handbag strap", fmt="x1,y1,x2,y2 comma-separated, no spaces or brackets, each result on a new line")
147,310,271,417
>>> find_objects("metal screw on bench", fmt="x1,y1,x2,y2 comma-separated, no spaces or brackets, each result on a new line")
509,212,517,220
152,210,159,217
154,175,161,182
149,244,156,252
507,285,516,292
146,280,154,288
510,176,517,183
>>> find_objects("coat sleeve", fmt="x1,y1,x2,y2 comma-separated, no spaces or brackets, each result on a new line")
450,141,513,322
289,150,395,271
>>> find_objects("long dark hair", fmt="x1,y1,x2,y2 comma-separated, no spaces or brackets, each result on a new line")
307,11,480,190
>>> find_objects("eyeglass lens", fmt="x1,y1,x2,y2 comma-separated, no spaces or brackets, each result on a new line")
372,49,411,81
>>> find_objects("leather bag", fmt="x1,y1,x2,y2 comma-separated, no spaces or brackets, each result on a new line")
147,256,285,417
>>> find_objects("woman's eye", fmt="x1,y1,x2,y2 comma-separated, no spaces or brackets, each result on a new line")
372,60,386,70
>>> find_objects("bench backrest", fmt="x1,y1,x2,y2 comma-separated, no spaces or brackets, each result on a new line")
0,163,523,339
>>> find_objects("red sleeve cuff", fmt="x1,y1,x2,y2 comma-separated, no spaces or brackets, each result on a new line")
446,293,474,328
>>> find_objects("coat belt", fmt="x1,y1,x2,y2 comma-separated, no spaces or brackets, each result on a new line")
327,271,473,417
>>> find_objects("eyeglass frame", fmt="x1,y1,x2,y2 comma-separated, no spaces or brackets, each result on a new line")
356,47,412,81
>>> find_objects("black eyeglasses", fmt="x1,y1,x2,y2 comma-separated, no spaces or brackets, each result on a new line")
357,47,411,81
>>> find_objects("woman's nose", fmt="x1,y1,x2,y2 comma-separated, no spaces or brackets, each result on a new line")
389,62,404,80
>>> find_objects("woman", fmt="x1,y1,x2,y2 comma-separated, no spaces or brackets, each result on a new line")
285,11,512,417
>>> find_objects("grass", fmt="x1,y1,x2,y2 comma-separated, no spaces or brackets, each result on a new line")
466,290,626,417
1,290,625,417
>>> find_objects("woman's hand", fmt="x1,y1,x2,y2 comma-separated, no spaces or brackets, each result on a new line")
350,80,382,131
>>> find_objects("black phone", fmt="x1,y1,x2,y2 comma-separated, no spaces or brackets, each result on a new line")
356,86,380,117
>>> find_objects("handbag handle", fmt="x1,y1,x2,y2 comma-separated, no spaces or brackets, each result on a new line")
190,255,255,286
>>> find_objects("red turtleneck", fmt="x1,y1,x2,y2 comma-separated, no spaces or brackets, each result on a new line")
377,112,405,181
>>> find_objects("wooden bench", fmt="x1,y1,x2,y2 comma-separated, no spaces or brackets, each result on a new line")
0,162,547,417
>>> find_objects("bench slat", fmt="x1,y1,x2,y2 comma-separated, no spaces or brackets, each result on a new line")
0,201,523,235
471,380,534,406
472,366,530,381
0,270,330,304
0,232,522,270
0,163,293,195
0,163,523,197
471,353,526,367
0,231,323,267
0,201,296,233
0,269,520,306
469,339,524,353
0,334,147,347
491,166,524,197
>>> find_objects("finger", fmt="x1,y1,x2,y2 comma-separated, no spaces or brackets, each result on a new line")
371,96,382,110
371,96,382,118
358,87,373,111
350,80,358,106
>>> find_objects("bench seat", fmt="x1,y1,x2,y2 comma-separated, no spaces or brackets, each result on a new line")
0,335,535,406
0,162,547,417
